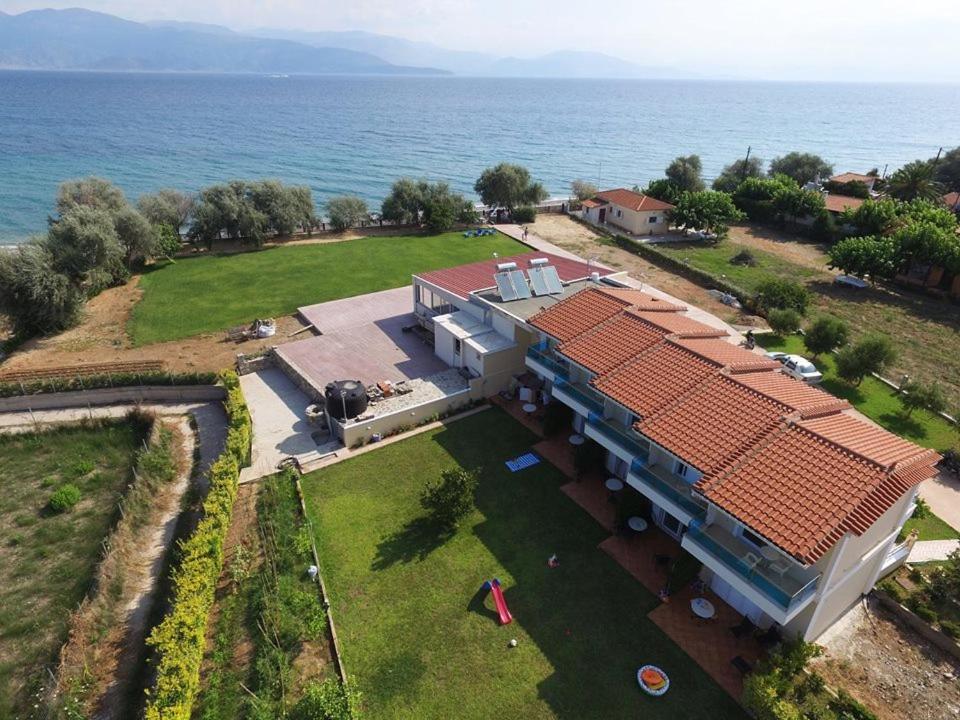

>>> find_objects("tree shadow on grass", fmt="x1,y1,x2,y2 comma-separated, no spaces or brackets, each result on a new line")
877,412,928,441
372,515,454,571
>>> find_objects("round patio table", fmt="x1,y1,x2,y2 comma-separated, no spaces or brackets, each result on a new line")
522,403,538,414
690,597,716,619
605,478,625,492
568,434,585,446
627,516,648,532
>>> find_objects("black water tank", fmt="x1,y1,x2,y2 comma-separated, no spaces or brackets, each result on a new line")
325,380,368,420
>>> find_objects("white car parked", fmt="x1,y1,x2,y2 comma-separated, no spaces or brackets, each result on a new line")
765,352,823,385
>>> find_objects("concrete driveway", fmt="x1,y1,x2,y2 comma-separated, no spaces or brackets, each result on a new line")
239,368,333,482
920,469,960,533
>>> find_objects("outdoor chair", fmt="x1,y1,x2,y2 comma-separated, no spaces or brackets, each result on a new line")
731,656,753,677
740,552,761,572
768,560,790,579
729,616,756,640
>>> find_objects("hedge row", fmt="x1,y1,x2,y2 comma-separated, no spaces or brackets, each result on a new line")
0,370,219,398
610,233,757,310
143,371,251,720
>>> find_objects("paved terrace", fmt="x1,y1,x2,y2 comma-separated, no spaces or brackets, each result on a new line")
278,287,447,394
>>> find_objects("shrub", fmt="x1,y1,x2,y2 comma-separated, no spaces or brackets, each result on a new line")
420,467,479,530
829,689,878,720
512,206,537,224
877,579,906,602
767,308,802,337
913,496,931,520
730,249,758,266
796,672,826,699
144,371,250,720
940,620,960,639
774,638,823,678
48,483,82,513
290,679,361,720
755,278,810,315
803,316,849,358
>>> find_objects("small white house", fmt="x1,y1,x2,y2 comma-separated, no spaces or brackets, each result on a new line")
582,188,674,236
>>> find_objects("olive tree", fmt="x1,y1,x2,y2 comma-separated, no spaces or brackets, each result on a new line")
669,190,744,238
768,152,833,185
326,196,368,232
0,243,83,336
474,163,547,211
665,154,705,193
835,334,897,385
137,189,195,231
56,176,128,216
712,156,765,193
571,179,598,201
803,316,849,358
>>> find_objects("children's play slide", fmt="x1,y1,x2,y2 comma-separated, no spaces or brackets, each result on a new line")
483,578,513,625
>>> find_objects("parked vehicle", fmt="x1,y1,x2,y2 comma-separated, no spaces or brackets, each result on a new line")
765,352,823,384
834,274,869,289
685,228,718,241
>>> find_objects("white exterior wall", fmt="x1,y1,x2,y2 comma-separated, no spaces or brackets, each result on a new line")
584,203,669,235
433,322,460,367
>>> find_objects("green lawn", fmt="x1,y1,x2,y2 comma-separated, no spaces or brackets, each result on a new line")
902,510,960,542
757,334,958,452
0,420,146,717
653,240,827,293
129,231,526,345
301,408,745,720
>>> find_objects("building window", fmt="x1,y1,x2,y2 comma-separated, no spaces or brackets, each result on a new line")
454,338,462,355
674,460,689,478
649,216,658,224
616,209,622,217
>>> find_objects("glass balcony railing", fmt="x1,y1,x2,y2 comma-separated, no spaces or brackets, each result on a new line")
525,345,569,380
630,460,705,519
685,522,821,613
587,415,649,461
553,377,605,415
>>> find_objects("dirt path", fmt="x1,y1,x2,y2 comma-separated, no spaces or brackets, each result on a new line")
1,276,308,374
813,597,960,720
527,214,760,325
94,417,196,720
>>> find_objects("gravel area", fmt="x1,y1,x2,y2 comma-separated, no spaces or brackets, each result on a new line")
353,369,468,419
813,596,960,720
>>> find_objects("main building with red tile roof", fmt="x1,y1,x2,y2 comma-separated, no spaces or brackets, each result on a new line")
522,281,938,640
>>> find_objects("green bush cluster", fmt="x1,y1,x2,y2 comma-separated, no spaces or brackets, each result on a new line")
48,483,82,513
0,370,219,398
144,371,251,720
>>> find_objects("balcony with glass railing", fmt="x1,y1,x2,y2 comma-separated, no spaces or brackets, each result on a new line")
584,415,650,464
627,459,706,525
682,521,821,619
525,344,569,382
552,377,605,417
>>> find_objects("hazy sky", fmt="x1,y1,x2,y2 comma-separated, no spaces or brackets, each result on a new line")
2,0,959,81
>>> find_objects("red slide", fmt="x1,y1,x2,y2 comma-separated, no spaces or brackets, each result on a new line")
490,579,513,625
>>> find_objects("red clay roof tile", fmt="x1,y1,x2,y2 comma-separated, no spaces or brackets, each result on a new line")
639,375,789,473
559,312,667,374
798,413,940,470
671,337,780,373
528,287,632,343
416,251,604,301
732,371,849,418
595,188,675,212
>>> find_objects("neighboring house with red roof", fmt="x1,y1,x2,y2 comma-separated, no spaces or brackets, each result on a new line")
944,191,960,212
823,193,865,215
522,284,938,642
829,172,879,192
581,188,673,236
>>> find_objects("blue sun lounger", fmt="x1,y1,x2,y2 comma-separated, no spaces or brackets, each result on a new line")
505,453,540,472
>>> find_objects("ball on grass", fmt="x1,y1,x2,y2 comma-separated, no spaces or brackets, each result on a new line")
509,639,518,648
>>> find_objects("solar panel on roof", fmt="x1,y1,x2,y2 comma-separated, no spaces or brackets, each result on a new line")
528,267,551,296
494,271,519,301
542,265,564,294
509,269,532,299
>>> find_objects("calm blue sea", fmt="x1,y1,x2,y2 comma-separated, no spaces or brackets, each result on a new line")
1,71,958,243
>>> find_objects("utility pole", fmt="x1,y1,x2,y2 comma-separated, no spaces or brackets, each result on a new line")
742,146,752,178
597,161,602,189
934,147,943,164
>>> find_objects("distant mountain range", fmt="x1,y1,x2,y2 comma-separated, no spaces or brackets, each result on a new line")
0,9,446,75
0,8,678,79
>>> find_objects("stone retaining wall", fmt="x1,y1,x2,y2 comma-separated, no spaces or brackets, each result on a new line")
0,385,225,413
